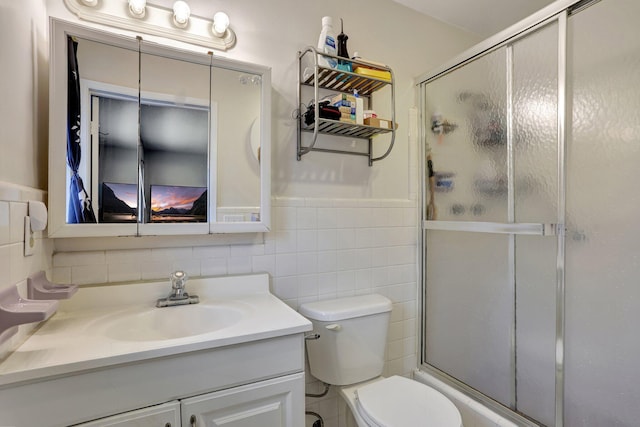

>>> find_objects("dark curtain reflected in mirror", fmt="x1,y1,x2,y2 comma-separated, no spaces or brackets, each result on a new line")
66,36,96,223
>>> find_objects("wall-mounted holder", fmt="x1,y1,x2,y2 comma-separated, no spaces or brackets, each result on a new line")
27,271,78,300
0,285,59,346
24,200,48,257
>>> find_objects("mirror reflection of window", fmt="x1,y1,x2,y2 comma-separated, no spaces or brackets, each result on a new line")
76,39,212,225
92,94,209,223
95,95,138,222
140,50,210,224
141,102,209,223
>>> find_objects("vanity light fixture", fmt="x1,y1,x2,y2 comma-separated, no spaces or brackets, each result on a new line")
128,0,146,18
172,1,191,28
63,0,236,51
212,11,230,37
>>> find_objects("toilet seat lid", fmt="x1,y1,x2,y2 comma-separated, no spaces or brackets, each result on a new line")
355,376,462,427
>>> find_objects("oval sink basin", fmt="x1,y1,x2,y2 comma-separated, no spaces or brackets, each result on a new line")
105,304,244,342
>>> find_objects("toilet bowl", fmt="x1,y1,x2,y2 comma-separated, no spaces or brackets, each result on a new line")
340,376,462,427
299,294,462,427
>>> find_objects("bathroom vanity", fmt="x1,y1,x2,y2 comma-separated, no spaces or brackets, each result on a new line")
0,274,311,427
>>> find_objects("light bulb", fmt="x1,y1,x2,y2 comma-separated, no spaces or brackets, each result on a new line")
212,11,230,37
172,1,191,28
128,0,146,18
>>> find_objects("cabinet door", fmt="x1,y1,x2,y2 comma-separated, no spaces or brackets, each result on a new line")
74,401,180,426
181,373,304,427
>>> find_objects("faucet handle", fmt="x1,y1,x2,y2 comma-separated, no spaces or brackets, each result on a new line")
157,270,198,307
170,270,188,291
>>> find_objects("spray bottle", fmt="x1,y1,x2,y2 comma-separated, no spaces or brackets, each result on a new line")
336,18,351,72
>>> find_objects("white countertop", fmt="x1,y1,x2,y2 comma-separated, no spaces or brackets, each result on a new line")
0,273,312,387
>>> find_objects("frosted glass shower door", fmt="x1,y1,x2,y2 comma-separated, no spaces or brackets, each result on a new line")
565,1,640,425
512,22,559,427
425,231,513,404
423,46,513,407
423,19,559,425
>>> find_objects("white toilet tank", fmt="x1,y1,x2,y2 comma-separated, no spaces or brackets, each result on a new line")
299,294,392,386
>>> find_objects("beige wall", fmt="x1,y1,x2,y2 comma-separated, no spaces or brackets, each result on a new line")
0,0,48,189
0,0,53,358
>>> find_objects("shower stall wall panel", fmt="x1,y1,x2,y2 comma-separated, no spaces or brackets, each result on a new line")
565,1,640,425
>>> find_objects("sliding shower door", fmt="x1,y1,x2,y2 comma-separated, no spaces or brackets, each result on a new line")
511,20,559,427
422,0,640,426
565,1,640,425
423,43,513,408
422,19,559,427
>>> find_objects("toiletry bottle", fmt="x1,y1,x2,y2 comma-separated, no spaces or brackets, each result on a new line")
336,18,351,72
351,51,367,71
317,16,337,68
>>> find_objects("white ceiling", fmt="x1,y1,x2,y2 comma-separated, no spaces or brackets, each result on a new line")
392,0,556,38
151,0,554,39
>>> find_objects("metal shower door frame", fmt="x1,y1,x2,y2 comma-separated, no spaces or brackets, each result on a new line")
415,1,600,425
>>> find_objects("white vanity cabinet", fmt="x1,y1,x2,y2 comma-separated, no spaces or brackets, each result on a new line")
0,335,307,427
181,373,304,427
73,401,181,427
0,274,312,427
74,373,303,427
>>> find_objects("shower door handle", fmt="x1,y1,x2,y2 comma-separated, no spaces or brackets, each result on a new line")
423,220,562,236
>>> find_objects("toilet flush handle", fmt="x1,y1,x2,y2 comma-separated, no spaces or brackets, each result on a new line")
325,323,342,331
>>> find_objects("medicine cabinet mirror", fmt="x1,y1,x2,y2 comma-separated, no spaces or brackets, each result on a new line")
48,19,271,237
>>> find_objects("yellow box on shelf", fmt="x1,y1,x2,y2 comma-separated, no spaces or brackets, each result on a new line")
353,66,391,81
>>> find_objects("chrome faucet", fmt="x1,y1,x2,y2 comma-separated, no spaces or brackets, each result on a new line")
156,271,199,307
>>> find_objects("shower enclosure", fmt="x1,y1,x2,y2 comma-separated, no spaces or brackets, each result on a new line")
419,0,640,426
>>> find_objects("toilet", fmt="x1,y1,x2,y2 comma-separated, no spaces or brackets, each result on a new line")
299,294,462,427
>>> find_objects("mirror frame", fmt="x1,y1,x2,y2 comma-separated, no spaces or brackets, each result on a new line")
48,18,271,238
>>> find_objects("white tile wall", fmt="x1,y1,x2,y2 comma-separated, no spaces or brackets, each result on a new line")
51,196,420,427
0,183,53,359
